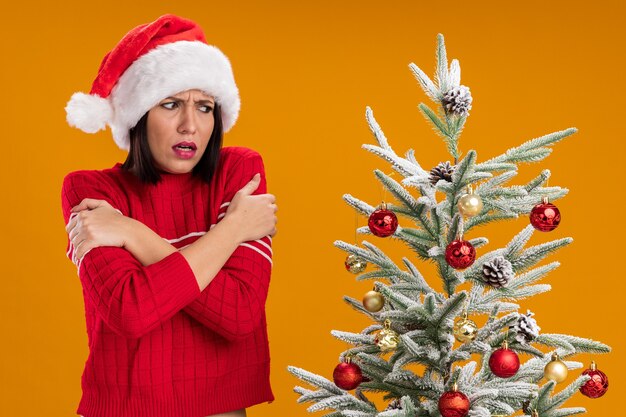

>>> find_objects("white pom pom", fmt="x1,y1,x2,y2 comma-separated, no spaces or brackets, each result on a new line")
65,92,113,134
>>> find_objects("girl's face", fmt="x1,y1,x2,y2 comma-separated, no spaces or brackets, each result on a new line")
146,89,215,174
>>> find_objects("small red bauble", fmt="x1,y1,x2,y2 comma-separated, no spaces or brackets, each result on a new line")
580,362,609,398
333,361,363,390
489,341,520,378
438,386,470,417
368,203,398,237
530,199,561,232
445,239,476,269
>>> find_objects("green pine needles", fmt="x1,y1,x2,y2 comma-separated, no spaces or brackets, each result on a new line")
288,34,610,417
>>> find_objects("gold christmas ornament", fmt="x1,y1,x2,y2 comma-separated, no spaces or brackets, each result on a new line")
345,254,367,274
544,353,568,383
453,312,478,343
375,319,399,351
457,184,483,217
363,289,385,312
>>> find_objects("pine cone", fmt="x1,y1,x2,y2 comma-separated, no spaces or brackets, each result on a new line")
513,310,541,344
522,391,539,414
385,398,402,411
442,85,473,116
481,256,514,288
522,400,532,415
429,161,455,185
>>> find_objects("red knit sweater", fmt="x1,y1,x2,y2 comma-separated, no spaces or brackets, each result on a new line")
60,146,274,417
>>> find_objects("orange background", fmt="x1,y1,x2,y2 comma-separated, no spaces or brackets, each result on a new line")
1,1,623,416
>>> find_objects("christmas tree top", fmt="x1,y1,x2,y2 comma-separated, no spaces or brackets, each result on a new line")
288,34,610,417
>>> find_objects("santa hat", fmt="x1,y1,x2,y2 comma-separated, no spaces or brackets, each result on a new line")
65,14,240,151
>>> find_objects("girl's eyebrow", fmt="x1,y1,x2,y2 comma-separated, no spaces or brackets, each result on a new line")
165,96,215,105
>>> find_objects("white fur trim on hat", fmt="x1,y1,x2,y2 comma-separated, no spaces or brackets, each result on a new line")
65,92,113,134
66,40,240,151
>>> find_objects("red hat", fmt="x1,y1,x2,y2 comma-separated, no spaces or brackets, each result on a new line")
65,14,240,151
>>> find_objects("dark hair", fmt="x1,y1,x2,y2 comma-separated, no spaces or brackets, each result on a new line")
121,102,223,184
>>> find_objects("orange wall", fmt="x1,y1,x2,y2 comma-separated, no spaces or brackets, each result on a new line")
1,1,623,416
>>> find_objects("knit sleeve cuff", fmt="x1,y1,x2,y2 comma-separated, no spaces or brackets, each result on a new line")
144,251,201,317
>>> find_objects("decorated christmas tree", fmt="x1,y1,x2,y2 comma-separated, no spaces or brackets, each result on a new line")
287,34,611,417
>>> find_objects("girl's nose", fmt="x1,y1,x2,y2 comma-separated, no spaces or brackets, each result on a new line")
177,106,197,134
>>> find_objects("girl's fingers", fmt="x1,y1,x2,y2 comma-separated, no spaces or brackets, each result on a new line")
65,218,75,233
67,222,79,239
67,214,84,238
71,201,90,213
65,212,81,232
71,233,82,250
73,242,81,261
71,198,110,213
71,201,88,213
74,239,89,261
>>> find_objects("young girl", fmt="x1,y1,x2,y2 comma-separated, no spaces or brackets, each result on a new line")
61,14,277,417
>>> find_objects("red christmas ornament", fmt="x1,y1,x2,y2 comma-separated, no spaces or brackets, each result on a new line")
445,239,476,269
438,383,470,417
488,340,520,378
333,358,363,390
580,361,609,398
368,202,398,237
530,198,561,232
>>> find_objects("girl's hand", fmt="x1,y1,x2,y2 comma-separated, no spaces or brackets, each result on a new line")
65,199,131,261
225,173,278,243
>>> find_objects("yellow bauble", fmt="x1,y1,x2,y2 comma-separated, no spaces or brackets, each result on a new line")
375,319,399,351
457,191,483,217
363,290,385,312
345,254,367,274
453,315,478,343
544,353,568,383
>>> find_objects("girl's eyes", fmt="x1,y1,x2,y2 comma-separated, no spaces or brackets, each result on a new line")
160,102,213,113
